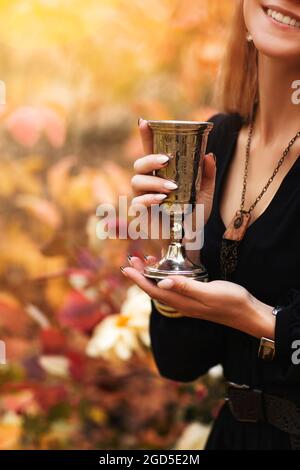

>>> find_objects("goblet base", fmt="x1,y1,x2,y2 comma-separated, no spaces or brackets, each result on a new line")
144,242,209,282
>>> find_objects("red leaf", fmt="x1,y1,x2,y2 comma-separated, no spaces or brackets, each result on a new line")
57,290,106,333
0,295,34,337
67,351,86,381
6,106,42,147
40,328,67,355
34,385,68,411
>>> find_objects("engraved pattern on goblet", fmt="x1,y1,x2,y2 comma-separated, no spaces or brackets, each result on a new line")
144,120,214,282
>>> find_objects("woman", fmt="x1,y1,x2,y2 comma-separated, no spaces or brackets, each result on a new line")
121,0,300,450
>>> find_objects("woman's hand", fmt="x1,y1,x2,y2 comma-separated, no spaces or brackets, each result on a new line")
122,256,275,341
131,119,217,225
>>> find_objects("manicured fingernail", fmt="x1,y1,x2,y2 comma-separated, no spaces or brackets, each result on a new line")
157,279,174,289
144,255,149,261
157,155,169,165
138,117,143,126
127,254,133,262
164,181,178,190
120,266,128,276
207,152,216,163
154,194,168,202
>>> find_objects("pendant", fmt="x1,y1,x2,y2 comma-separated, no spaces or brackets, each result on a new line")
223,210,251,242
220,211,251,280
220,239,239,280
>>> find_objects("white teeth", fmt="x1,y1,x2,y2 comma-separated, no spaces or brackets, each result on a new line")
266,8,300,28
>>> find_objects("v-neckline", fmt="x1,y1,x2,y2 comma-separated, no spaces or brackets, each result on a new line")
216,124,300,237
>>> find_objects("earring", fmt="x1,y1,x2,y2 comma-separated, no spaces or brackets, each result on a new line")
246,33,253,42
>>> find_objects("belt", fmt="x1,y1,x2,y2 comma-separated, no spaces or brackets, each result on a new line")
226,382,300,450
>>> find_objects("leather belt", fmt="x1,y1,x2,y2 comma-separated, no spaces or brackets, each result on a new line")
226,382,300,450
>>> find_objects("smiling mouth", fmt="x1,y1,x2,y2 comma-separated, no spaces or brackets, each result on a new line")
264,7,300,29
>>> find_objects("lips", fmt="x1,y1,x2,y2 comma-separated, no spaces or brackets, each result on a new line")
264,6,300,29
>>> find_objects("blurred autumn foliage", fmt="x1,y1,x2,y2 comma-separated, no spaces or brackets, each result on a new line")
0,0,233,450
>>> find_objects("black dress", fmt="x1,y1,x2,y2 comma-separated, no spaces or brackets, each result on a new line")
149,113,300,450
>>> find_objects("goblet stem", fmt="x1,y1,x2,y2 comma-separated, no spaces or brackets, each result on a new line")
143,120,213,282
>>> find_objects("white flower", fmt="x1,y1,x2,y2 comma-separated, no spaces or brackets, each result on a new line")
69,273,89,291
121,285,151,317
174,422,211,451
121,285,152,347
1,412,22,426
86,315,140,361
86,285,152,361
39,355,70,378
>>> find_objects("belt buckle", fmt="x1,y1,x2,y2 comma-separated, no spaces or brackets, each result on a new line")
227,383,265,424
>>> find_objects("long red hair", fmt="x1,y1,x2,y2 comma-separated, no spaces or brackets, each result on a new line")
215,0,258,122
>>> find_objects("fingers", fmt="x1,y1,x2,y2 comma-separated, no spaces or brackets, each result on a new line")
143,255,157,265
203,152,217,177
131,193,167,207
139,119,153,155
121,267,161,298
133,154,170,175
131,174,178,196
127,255,157,272
121,267,201,312
157,275,210,302
127,255,145,272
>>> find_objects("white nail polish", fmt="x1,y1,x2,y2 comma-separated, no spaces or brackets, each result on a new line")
155,194,168,201
164,181,178,190
158,279,174,289
157,155,169,165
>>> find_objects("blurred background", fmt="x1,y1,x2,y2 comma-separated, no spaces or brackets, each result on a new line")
0,0,233,450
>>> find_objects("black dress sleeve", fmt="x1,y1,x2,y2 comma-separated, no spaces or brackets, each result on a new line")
275,289,300,381
148,113,230,383
149,300,224,382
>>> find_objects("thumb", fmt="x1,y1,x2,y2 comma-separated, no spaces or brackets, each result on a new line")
138,118,153,155
196,153,216,202
157,276,208,300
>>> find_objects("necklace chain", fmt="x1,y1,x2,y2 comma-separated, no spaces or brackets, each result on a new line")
221,119,300,281
240,121,300,215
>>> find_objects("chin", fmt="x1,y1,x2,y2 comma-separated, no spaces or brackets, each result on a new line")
245,1,300,62
253,32,300,61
